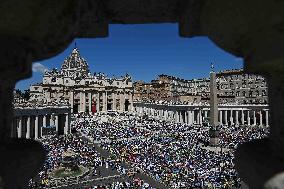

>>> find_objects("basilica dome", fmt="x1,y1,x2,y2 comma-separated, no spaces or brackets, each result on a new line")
61,47,89,77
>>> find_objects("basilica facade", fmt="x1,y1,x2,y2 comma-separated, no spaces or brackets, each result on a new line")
29,47,134,113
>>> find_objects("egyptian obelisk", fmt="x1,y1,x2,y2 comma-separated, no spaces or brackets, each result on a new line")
209,63,219,146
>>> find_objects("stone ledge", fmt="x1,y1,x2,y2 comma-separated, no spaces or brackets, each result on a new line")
0,139,46,189
235,138,284,189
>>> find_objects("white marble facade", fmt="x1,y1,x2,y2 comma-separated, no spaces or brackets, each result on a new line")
29,47,134,113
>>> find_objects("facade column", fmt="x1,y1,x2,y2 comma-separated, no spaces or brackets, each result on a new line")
83,92,86,112
26,116,31,139
17,117,22,138
88,92,92,113
96,92,100,112
70,91,74,113
113,92,116,111
105,91,108,111
34,116,39,139
120,92,124,112
102,91,106,112
80,91,85,112
129,92,133,112
265,110,269,126
79,92,83,112
259,110,263,126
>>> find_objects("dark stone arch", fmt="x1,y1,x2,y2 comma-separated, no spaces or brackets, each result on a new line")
0,0,283,188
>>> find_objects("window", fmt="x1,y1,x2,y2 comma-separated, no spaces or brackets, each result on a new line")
51,77,56,82
236,91,240,96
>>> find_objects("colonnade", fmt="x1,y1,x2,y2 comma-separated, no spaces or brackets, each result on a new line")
71,90,133,113
134,103,270,127
11,113,70,139
12,106,71,139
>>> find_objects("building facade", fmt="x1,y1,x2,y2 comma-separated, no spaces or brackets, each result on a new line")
30,47,134,113
134,69,268,105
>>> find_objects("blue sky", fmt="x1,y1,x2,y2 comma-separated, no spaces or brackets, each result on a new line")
16,24,243,90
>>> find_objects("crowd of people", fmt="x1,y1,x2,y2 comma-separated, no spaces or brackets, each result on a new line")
28,112,269,189
78,113,269,188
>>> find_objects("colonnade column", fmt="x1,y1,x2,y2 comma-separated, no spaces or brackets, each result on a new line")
26,116,30,139
265,110,269,126
235,110,239,125
164,110,168,121
192,110,195,124
199,110,203,125
175,111,179,123
43,115,47,128
205,110,208,118
179,111,183,123
224,110,228,125
247,111,251,125
219,110,223,125
259,110,263,126
185,111,188,124
187,111,193,125
34,116,39,139
253,111,257,126
88,92,92,113
230,110,234,126
196,110,199,124
241,110,245,125
17,117,22,138
64,113,70,134
55,115,59,133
